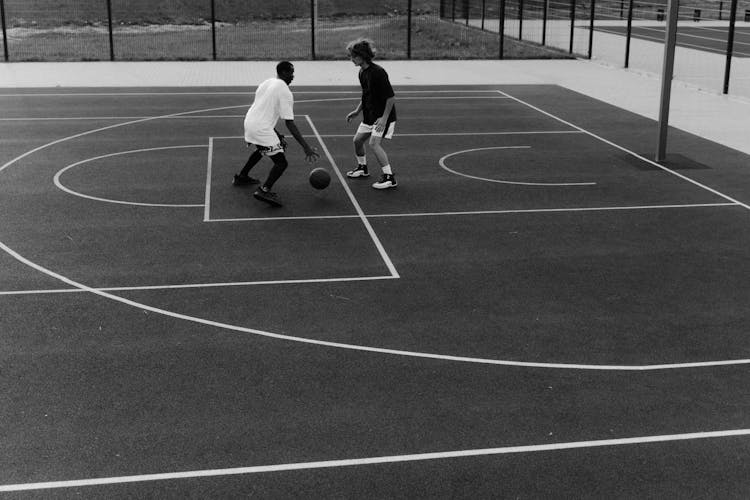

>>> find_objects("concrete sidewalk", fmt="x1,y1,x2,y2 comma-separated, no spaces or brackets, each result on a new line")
1,58,748,155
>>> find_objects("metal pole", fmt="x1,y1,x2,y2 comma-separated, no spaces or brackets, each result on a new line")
624,0,634,67
499,0,506,59
210,0,216,60
407,0,412,59
723,0,739,93
310,0,316,60
569,0,576,54
481,0,486,29
1,0,8,62
106,0,114,61
588,0,596,58
519,0,524,40
655,0,680,162
542,0,548,45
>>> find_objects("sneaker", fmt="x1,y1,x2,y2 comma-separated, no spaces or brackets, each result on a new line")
253,187,283,207
372,174,397,189
346,164,370,178
233,174,259,186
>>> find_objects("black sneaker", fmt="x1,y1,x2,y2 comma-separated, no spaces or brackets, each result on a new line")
372,174,397,189
253,187,283,207
233,174,260,186
346,164,369,178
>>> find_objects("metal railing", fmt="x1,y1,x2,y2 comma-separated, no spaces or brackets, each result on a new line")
0,0,512,62
2,0,748,97
439,0,750,96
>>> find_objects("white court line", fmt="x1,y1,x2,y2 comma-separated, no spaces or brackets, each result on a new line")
496,90,750,211
2,95,749,371
305,114,400,279
202,202,740,222
212,130,584,140
439,146,597,186
2,428,749,492
0,115,246,121
3,205,750,370
53,145,207,208
636,24,750,46
0,89,505,98
595,27,750,56
369,202,740,218
0,204,734,235
0,275,398,296
0,97,534,123
1,202,739,298
204,138,214,221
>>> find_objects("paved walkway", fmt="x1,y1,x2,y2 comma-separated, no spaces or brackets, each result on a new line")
1,58,748,155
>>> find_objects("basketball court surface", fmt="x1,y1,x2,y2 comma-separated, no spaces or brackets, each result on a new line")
2,83,750,497
595,24,750,56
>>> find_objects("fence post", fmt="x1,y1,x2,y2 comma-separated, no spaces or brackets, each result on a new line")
1,0,8,62
569,0,576,53
542,0,548,45
481,0,486,29
499,0,505,59
407,0,412,59
310,0,316,60
588,0,595,58
624,0,634,67
210,0,216,60
723,0,739,94
519,0,524,40
106,0,114,61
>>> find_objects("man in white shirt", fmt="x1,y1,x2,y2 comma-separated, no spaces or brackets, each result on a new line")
233,61,319,207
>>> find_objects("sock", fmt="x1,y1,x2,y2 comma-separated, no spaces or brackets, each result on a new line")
382,165,392,175
356,155,367,166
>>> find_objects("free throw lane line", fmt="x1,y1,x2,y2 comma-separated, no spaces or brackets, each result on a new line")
305,114,400,278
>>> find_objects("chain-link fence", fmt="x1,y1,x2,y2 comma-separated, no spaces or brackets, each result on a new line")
2,0,748,97
0,0,571,61
439,0,750,97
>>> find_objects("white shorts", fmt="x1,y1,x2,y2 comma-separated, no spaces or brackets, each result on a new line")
357,121,396,139
247,141,285,156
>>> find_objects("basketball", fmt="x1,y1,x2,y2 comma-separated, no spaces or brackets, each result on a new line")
309,167,331,190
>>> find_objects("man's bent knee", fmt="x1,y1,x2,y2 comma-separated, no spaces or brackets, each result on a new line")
270,153,288,169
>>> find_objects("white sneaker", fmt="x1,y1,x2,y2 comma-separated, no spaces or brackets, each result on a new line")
372,174,397,189
346,165,370,178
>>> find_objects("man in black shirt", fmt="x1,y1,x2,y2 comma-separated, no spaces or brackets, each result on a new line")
345,39,398,189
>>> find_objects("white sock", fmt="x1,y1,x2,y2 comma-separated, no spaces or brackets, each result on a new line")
382,165,392,175
356,155,367,166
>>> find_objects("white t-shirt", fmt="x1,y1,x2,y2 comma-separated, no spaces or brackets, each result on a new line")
243,77,294,146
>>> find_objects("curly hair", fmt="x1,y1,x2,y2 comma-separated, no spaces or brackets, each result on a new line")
276,60,294,75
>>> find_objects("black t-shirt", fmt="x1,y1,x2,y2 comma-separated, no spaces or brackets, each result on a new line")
359,63,397,125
